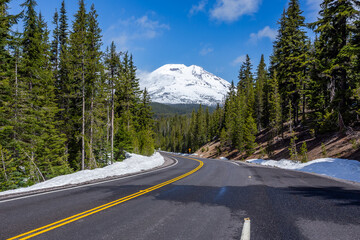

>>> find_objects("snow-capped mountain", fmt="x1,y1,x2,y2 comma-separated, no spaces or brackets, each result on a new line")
139,64,230,106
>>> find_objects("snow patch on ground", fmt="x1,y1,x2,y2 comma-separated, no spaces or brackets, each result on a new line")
246,158,360,183
0,152,165,196
220,157,229,160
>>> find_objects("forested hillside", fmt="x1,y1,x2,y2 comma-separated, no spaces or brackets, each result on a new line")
155,0,360,159
151,102,216,118
0,0,154,191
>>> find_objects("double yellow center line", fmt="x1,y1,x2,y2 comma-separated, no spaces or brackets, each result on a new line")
8,156,203,240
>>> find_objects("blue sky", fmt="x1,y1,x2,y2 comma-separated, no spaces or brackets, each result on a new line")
8,0,321,83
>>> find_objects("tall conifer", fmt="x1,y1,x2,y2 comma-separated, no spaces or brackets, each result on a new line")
69,0,87,169
254,55,267,131
309,0,359,129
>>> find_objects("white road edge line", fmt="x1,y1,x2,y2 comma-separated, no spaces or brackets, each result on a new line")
0,157,178,204
240,218,251,240
200,158,240,166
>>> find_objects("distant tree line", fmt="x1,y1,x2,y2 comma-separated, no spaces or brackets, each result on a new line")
155,0,360,157
0,0,154,191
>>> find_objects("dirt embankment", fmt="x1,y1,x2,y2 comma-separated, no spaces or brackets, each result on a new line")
196,125,360,161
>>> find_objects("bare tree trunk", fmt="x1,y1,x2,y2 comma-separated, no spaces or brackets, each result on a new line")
25,151,45,182
338,112,345,132
14,56,18,141
302,84,306,123
1,149,8,181
106,104,110,145
82,59,85,170
15,58,18,114
90,91,96,168
111,80,114,164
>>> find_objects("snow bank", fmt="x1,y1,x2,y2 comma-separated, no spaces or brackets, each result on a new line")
0,152,164,196
220,157,229,160
246,158,360,183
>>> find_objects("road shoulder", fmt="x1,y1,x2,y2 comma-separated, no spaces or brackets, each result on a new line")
0,154,176,201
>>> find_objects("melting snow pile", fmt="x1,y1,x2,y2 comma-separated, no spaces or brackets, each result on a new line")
246,158,360,183
0,152,164,196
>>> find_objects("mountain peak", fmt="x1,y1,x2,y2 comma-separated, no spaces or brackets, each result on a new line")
139,64,230,106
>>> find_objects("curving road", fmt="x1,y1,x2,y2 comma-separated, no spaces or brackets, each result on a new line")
1,153,360,240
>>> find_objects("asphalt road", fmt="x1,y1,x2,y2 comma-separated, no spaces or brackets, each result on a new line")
1,153,360,240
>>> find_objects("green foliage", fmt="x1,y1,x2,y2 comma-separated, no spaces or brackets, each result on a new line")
321,143,327,158
244,115,257,156
300,141,308,163
271,0,309,127
150,102,215,118
2,0,360,191
154,0,360,161
351,139,360,150
0,1,154,191
289,134,298,161
309,0,359,128
268,71,282,138
309,129,315,138
220,128,227,148
318,111,337,133
255,55,268,130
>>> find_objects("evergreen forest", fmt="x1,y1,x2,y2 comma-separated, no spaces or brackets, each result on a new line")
1,0,360,192
0,0,154,191
155,0,360,159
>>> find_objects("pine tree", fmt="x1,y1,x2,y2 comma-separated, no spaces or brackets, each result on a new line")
116,52,140,132
244,114,257,156
50,9,59,77
136,88,154,156
309,0,359,129
55,0,75,169
223,81,237,147
254,55,267,131
0,0,17,149
59,0,68,52
0,0,22,190
271,0,309,126
353,7,360,116
86,3,102,168
234,87,246,152
205,107,210,142
114,52,144,157
237,55,255,114
69,0,87,170
209,103,223,140
17,0,69,184
268,71,282,138
288,100,298,160
104,42,120,163
236,55,256,153
137,88,153,131
189,109,197,149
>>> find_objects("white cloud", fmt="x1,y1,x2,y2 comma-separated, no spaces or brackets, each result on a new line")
104,13,170,49
250,26,277,42
189,0,208,16
136,15,170,34
137,69,151,83
232,55,246,66
210,0,262,22
199,44,214,56
306,0,322,21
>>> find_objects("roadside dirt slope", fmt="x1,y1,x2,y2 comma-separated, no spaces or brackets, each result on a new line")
196,126,360,161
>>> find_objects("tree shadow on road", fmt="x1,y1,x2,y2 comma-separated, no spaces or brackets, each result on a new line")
286,186,360,206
